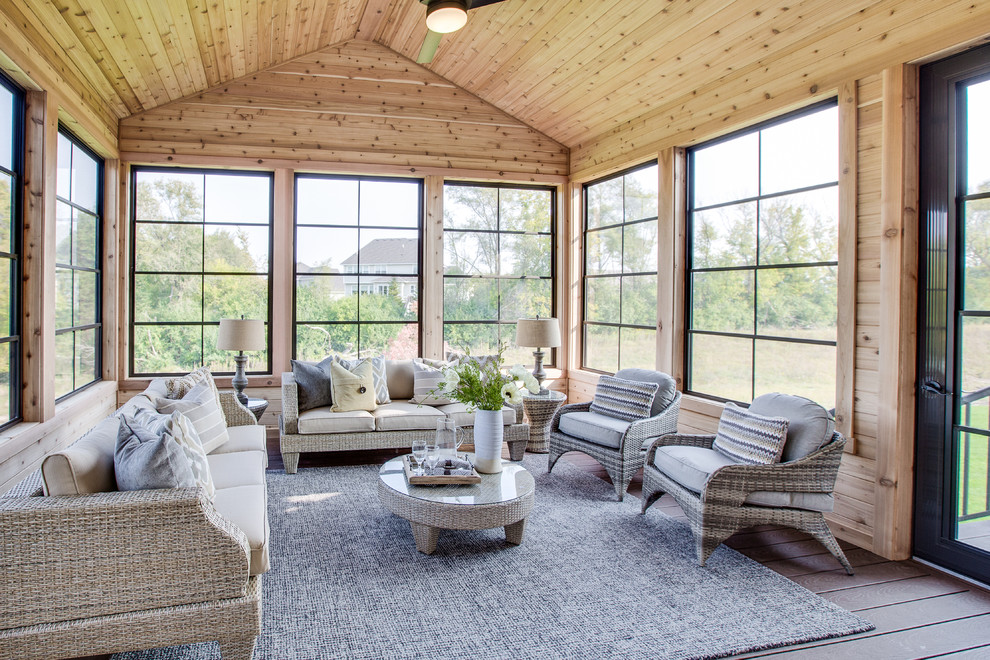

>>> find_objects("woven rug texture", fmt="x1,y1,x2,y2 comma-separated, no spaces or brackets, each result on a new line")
115,454,873,660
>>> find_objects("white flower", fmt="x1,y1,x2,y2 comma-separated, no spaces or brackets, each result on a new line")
509,364,529,380
501,382,523,406
441,368,460,393
523,374,540,393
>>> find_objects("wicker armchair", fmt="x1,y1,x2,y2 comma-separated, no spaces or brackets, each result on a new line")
640,394,854,575
548,370,681,501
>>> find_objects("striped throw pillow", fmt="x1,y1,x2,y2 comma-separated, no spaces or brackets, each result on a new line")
589,376,660,422
409,361,455,406
154,381,230,454
164,366,228,427
713,402,789,465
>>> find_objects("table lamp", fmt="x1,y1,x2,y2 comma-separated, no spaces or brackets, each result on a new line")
217,317,265,405
515,317,561,395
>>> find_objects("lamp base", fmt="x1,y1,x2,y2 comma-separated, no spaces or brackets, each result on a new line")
531,348,547,395
232,353,249,405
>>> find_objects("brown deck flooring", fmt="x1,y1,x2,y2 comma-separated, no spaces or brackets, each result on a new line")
75,440,990,660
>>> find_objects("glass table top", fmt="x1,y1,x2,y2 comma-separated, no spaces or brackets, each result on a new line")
378,454,535,506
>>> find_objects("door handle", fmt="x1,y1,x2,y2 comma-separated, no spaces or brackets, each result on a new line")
921,380,952,397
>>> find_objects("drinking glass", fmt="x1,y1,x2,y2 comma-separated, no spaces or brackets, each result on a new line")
425,437,439,472
411,438,427,476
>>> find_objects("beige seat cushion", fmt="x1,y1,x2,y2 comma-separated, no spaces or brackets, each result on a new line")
211,425,268,467
373,401,443,431
206,451,266,490
435,403,515,427
653,445,834,512
213,484,270,575
653,445,737,493
297,408,375,434
558,411,631,449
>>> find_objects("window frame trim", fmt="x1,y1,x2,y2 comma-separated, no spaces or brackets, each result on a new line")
683,98,840,406
441,179,558,367
0,70,23,430
581,159,660,375
128,165,275,377
291,172,425,360
54,125,104,401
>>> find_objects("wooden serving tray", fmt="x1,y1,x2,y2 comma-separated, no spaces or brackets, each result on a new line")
403,455,481,485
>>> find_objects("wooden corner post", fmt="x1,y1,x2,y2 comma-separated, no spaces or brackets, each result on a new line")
875,64,919,561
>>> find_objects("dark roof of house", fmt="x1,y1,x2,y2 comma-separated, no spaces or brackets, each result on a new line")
341,238,418,266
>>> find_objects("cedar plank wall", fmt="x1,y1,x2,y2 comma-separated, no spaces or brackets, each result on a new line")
116,40,570,428
568,67,916,559
0,5,121,494
117,40,567,177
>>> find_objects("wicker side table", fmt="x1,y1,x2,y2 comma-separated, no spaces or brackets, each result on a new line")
522,391,566,453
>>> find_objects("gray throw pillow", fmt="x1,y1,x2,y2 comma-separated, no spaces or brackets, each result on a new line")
114,414,197,492
291,357,335,412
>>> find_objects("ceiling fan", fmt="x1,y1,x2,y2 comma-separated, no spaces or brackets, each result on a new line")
416,0,508,64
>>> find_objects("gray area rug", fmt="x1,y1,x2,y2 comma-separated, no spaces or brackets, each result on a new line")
115,454,872,660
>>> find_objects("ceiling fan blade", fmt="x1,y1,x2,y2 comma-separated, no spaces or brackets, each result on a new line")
417,29,443,63
467,0,508,8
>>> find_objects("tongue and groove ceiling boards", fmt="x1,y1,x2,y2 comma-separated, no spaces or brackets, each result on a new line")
7,0,990,163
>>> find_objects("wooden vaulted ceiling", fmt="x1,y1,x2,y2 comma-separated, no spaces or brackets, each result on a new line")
9,0,990,150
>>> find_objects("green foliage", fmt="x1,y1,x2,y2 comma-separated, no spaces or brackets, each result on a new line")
442,185,553,354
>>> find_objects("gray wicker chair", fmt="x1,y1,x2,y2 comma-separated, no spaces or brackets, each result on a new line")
548,370,681,501
640,393,854,575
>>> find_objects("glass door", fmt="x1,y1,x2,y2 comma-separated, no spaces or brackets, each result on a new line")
916,44,990,583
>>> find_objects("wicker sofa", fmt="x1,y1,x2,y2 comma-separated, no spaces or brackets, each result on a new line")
0,378,269,660
279,358,530,473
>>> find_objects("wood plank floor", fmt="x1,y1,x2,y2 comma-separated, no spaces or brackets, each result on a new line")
77,439,990,660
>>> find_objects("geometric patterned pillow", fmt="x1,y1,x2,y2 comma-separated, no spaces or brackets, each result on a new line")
589,375,660,422
712,402,789,465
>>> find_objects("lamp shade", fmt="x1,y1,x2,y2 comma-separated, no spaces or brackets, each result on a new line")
426,0,468,33
515,318,561,348
217,318,266,352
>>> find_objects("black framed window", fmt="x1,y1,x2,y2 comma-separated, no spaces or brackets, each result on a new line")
443,182,555,366
55,129,101,398
582,161,658,373
294,174,422,360
0,74,21,427
130,167,273,376
686,101,838,407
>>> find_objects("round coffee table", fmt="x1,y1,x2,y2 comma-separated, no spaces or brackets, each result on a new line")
377,455,535,554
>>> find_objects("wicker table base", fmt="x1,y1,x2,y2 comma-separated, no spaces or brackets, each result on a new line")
522,391,567,453
377,455,535,554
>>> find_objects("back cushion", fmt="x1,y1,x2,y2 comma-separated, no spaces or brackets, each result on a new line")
748,393,835,462
615,369,677,417
589,375,659,422
386,359,416,400
42,415,122,496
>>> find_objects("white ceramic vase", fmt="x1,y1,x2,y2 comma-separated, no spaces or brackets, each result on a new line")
473,408,504,474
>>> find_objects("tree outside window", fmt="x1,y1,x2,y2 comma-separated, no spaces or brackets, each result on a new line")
294,175,421,361
583,162,659,373
0,76,20,426
55,129,101,397
130,168,272,375
443,183,555,366
686,102,839,408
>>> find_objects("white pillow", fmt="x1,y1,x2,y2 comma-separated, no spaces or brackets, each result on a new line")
409,361,455,406
154,381,230,454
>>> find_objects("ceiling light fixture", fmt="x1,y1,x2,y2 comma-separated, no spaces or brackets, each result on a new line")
426,0,468,34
